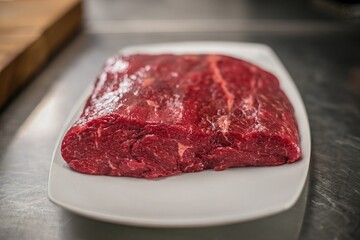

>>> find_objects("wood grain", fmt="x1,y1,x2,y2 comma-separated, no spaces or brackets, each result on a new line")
0,0,82,109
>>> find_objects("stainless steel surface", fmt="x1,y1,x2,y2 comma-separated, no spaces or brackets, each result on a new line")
1,0,360,239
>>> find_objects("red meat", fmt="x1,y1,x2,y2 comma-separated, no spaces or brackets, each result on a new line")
61,54,301,178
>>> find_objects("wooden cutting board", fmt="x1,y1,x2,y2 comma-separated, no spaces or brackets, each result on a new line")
0,0,82,109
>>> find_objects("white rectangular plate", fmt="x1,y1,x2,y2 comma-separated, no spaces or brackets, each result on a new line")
48,42,311,227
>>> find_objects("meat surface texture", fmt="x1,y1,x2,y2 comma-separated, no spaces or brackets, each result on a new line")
61,54,301,178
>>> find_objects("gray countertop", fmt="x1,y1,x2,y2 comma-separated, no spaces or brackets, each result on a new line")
1,1,360,239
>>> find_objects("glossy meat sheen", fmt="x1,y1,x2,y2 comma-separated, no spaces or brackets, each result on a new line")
61,54,301,178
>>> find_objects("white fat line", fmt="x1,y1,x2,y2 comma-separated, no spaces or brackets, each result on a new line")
208,55,234,112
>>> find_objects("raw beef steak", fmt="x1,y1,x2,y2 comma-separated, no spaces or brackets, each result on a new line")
61,54,301,178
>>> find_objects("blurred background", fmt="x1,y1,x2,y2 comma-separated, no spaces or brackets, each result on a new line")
0,0,360,107
1,0,360,109
0,1,359,240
